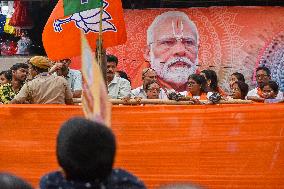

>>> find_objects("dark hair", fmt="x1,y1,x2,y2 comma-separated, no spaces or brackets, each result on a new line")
107,54,118,65
0,70,12,81
232,72,245,83
0,173,34,189
188,74,207,93
256,66,271,76
233,81,249,100
31,64,48,74
201,69,218,92
145,80,160,91
57,117,116,182
260,80,279,94
117,70,131,84
10,63,29,71
5,70,13,81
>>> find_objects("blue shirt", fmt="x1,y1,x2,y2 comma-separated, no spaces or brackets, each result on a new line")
40,168,146,189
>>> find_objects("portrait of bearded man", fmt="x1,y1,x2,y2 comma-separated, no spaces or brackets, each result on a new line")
144,11,199,92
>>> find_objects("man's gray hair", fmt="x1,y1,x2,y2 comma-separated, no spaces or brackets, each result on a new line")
147,11,199,46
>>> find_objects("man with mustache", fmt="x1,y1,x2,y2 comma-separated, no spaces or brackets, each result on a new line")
144,11,199,92
107,55,131,99
0,63,28,104
246,66,283,100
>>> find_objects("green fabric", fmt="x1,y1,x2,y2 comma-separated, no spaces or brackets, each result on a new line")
0,83,17,104
63,0,103,16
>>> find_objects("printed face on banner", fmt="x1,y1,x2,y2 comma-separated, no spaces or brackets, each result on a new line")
145,11,198,91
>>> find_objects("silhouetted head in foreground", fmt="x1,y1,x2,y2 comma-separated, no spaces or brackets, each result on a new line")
0,173,33,189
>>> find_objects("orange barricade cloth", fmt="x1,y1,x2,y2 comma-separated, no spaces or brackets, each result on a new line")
0,104,284,188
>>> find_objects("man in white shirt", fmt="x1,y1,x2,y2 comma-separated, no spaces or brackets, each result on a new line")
247,66,283,100
106,55,131,99
131,68,169,99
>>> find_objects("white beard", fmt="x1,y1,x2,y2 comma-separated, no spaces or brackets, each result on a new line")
150,51,197,85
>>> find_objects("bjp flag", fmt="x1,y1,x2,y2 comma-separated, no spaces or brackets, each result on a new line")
42,0,126,60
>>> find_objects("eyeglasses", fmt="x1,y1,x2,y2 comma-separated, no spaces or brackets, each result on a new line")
147,88,160,92
256,74,269,79
187,81,198,86
150,37,198,52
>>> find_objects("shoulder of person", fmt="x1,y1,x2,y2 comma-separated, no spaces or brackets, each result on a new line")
69,68,82,74
108,168,146,189
118,77,131,85
39,171,65,188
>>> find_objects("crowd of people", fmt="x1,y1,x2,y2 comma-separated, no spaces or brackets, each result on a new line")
105,54,283,104
0,54,283,104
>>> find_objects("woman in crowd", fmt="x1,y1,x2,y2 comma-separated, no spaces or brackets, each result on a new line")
230,81,249,100
201,69,227,96
145,81,161,99
229,72,245,89
0,70,12,86
180,74,207,100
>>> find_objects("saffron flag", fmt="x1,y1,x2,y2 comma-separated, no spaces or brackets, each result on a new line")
42,0,126,60
81,31,111,126
64,0,103,16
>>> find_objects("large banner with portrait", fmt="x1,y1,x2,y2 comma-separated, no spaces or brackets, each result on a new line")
105,6,284,93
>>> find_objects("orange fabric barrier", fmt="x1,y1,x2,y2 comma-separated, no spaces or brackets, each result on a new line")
0,104,284,188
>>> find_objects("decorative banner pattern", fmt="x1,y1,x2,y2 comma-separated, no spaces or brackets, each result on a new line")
105,7,284,92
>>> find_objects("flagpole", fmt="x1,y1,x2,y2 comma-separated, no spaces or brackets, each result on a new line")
97,2,107,84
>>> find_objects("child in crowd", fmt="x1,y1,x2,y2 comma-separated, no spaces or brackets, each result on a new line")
40,117,146,189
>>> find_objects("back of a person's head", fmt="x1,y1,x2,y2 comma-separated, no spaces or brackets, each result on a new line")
0,173,33,189
56,117,116,182
157,183,205,189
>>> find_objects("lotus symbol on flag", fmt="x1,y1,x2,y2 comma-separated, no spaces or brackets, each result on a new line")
53,1,116,34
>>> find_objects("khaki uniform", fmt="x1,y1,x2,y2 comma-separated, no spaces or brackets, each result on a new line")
14,73,73,104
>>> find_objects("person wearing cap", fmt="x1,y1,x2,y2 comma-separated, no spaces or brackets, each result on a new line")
10,56,73,104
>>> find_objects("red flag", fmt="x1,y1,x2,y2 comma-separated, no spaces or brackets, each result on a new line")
42,0,126,60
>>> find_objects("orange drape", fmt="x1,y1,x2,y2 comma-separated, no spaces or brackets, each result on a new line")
0,104,284,188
